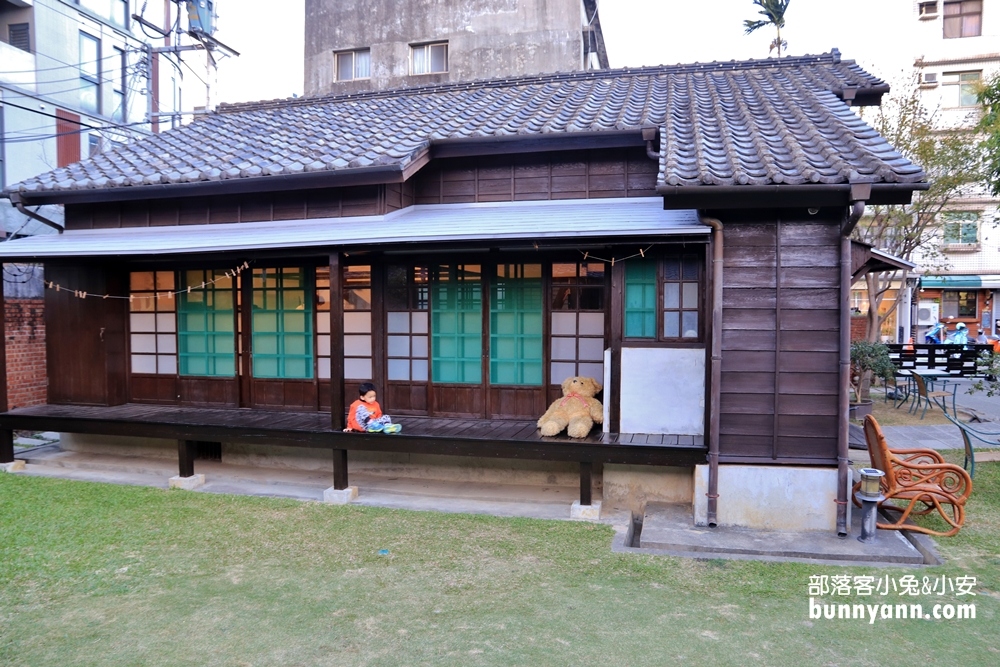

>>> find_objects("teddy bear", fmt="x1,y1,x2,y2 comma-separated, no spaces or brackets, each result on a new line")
537,376,604,438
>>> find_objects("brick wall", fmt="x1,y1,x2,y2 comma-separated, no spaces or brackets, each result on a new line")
4,298,47,409
850,315,868,341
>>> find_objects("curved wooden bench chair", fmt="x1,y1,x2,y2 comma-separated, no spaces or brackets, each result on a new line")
854,415,973,537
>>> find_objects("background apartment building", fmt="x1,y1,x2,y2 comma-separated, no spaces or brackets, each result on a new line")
913,0,1000,337
304,0,608,96
0,0,217,236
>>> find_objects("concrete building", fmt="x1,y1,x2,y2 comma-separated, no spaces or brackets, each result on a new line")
0,0,216,237
304,0,608,97
912,0,1000,339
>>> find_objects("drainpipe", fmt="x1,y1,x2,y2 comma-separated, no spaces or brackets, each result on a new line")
8,194,64,234
642,127,659,161
838,183,869,537
700,215,723,527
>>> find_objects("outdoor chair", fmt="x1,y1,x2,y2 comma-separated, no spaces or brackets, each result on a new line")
883,373,911,409
909,372,957,420
941,410,1000,479
855,415,972,537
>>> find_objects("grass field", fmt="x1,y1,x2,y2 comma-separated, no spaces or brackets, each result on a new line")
2,465,998,666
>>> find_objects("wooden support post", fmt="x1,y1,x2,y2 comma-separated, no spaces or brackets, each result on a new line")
178,439,196,478
333,448,348,490
0,430,13,465
329,253,345,430
580,461,592,506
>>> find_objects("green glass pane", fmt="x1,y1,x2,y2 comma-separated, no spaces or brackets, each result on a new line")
492,362,516,384
182,357,207,375
435,312,456,334
254,357,278,378
522,363,543,385
521,338,542,359
625,285,646,309
215,356,236,376
255,334,278,354
284,358,309,378
284,335,307,355
433,360,457,382
284,312,307,333
462,336,481,358
494,312,516,335
215,291,233,310
254,312,278,333
494,337,516,359
284,290,306,309
183,336,207,354
214,314,235,332
521,312,542,334
462,362,481,383
436,337,457,357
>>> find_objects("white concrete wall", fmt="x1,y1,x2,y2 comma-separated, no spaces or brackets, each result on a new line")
693,464,848,532
619,347,705,435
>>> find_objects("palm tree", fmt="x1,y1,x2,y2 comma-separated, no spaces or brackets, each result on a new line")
743,0,790,57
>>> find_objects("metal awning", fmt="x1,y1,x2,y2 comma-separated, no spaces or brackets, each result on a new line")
921,275,1000,289
0,197,706,259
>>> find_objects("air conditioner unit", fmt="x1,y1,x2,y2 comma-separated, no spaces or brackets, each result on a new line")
922,72,938,85
917,301,939,326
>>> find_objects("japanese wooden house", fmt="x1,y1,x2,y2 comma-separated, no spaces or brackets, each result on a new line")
0,50,927,532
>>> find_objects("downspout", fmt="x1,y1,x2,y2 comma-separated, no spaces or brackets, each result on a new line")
838,184,869,537
8,194,64,234
701,214,723,527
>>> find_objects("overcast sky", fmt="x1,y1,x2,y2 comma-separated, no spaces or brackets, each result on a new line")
212,0,917,105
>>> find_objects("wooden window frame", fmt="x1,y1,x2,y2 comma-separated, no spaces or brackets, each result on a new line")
177,269,237,378
622,253,704,344
250,267,315,380
128,270,177,376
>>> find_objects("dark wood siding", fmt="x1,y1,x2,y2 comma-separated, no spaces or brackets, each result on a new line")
45,264,128,406
65,187,384,230
412,148,658,204
717,214,841,463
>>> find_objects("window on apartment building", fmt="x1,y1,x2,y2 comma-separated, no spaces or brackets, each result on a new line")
79,32,101,114
88,134,101,157
942,70,981,106
129,271,178,375
78,0,130,28
919,1,939,17
624,254,703,341
411,42,448,75
943,0,982,38
8,23,30,53
335,48,371,81
113,46,127,122
943,290,977,318
942,211,980,244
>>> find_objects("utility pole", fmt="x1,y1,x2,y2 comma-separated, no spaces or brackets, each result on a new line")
133,1,239,132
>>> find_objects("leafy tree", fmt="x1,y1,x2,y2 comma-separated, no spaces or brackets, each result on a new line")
743,0,790,57
849,340,895,402
853,75,983,342
977,74,1000,197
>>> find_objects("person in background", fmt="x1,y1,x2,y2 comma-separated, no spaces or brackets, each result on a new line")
975,328,990,344
345,382,401,433
924,320,946,344
948,322,969,345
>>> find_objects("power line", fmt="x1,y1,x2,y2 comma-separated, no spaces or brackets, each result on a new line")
0,98,151,134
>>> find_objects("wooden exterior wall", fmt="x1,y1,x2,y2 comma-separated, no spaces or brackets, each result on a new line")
62,148,658,230
716,212,841,464
45,264,128,406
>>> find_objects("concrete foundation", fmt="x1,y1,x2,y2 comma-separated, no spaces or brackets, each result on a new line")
1,460,26,473
602,464,692,512
169,474,205,490
60,433,586,487
693,464,846,532
570,500,601,520
323,486,358,504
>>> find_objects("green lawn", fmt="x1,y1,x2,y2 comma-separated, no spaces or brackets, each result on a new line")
1,467,998,666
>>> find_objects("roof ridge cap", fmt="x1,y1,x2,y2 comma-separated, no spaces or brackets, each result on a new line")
215,50,847,115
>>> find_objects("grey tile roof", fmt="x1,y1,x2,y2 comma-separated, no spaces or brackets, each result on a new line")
3,50,925,200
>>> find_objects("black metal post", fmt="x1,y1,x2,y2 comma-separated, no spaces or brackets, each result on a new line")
333,448,348,490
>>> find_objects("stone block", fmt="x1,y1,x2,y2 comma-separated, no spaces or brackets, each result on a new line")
323,486,358,504
570,500,601,520
168,474,205,490
0,460,26,473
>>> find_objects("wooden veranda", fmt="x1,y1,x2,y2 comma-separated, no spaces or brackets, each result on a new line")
0,404,706,505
